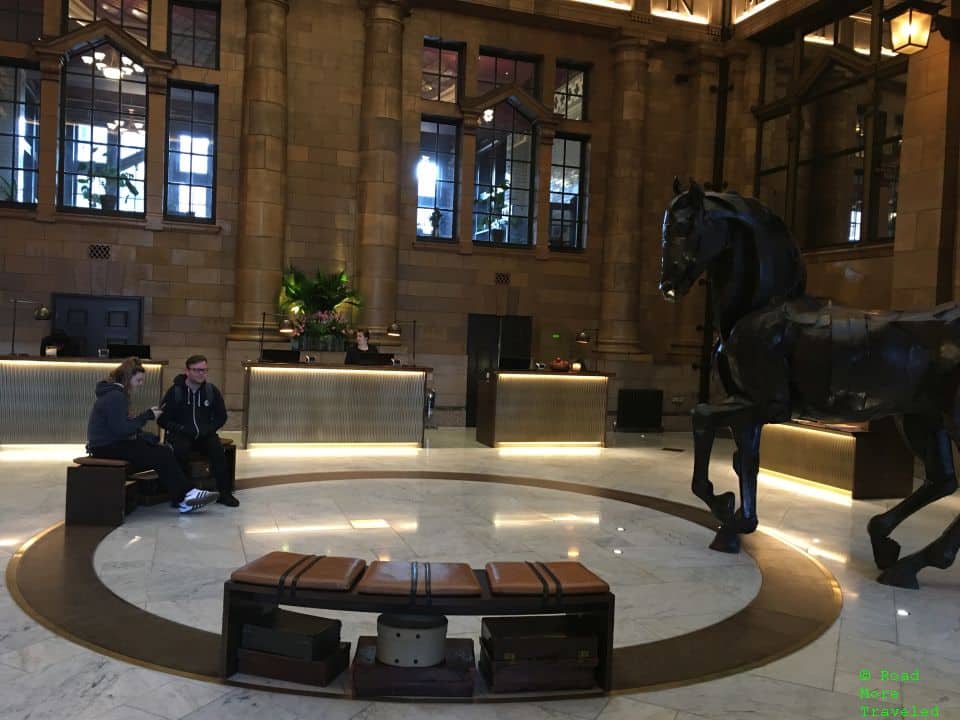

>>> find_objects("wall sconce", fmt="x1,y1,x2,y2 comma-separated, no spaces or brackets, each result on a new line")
884,1,960,54
575,328,599,345
258,312,296,362
9,299,50,355
386,319,417,365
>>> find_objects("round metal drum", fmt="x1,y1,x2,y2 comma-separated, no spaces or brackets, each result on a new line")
376,614,448,667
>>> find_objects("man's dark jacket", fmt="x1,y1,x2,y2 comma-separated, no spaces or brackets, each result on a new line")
158,374,227,439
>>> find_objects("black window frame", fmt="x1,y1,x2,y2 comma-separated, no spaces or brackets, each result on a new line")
58,42,149,217
416,115,459,242
0,1,43,43
421,38,462,105
0,58,40,207
553,60,589,121
477,47,540,98
63,0,151,45
164,80,218,223
549,133,588,252
168,0,221,70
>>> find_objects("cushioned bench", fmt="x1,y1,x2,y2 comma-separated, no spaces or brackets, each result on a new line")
65,457,151,526
221,552,615,693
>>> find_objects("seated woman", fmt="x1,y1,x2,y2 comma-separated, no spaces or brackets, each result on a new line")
344,328,379,365
85,357,219,513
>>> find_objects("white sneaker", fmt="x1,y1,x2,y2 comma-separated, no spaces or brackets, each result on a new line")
179,488,219,513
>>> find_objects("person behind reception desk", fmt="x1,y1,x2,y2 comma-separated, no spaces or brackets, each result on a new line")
344,327,379,365
157,354,239,508
85,357,219,514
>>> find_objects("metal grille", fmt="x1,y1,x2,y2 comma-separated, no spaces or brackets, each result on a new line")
495,272,511,286
88,244,111,260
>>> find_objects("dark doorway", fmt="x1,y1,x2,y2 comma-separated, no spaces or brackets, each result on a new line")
465,314,532,426
51,293,143,357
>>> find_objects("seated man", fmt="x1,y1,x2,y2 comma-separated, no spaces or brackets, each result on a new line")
158,354,239,507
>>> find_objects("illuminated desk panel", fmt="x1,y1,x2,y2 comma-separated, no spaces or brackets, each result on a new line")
0,357,166,444
242,363,429,447
476,370,610,447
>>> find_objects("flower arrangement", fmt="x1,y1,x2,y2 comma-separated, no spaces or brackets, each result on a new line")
278,267,361,349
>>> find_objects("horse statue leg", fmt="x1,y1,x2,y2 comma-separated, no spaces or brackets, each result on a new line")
691,398,759,553
714,421,764,553
867,414,958,571
877,515,960,589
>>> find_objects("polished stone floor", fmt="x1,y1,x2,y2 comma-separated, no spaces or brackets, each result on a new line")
1,429,959,720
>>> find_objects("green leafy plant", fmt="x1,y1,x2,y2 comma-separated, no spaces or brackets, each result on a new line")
278,267,362,336
0,176,16,202
76,161,140,209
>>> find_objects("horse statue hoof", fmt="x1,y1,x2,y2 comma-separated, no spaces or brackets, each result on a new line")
876,565,920,590
709,527,741,554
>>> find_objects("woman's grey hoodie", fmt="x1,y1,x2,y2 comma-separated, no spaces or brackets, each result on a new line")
86,381,154,451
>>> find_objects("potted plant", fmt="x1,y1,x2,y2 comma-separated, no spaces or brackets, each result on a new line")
278,267,362,351
77,162,140,210
477,181,509,243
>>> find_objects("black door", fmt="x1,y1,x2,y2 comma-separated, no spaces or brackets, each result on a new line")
51,293,143,357
465,314,532,426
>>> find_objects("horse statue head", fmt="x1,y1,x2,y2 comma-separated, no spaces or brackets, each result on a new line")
659,178,806,314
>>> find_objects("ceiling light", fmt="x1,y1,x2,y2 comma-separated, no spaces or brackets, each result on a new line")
94,51,105,61
897,608,910,617
102,67,122,80
121,56,132,65
133,63,144,73
81,55,94,64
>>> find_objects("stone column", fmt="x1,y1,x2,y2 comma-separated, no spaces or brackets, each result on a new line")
892,26,960,308
534,124,556,259
458,112,478,254
356,0,406,330
144,71,168,230
35,57,60,222
229,0,289,337
598,37,649,354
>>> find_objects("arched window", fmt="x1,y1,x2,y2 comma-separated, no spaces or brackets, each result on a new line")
473,101,534,246
60,42,146,214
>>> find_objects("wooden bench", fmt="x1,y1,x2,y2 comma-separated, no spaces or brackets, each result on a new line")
221,558,615,694
65,457,150,526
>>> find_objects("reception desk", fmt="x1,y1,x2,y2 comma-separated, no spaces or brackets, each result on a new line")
759,417,914,499
476,370,610,447
242,362,430,447
0,357,166,445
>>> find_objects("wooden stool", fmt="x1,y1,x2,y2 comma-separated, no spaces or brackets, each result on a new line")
66,457,141,526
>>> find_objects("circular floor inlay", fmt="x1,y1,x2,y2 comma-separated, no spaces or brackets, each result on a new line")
7,471,842,700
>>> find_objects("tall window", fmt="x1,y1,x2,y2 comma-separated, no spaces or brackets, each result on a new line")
165,84,216,221
66,0,149,45
474,102,534,246
421,40,459,103
169,1,219,69
553,63,587,120
60,44,146,214
416,119,457,240
477,51,537,96
550,137,586,250
0,64,40,205
0,1,43,42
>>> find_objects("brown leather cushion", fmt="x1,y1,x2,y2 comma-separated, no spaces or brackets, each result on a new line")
485,561,609,595
231,551,366,591
73,456,129,468
356,561,482,596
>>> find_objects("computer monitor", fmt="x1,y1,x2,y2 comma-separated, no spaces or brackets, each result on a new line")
351,352,394,366
260,349,302,363
108,343,151,359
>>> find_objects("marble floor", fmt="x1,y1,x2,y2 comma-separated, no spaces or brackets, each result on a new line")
1,430,959,720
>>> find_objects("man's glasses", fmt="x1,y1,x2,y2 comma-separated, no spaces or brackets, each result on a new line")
187,367,209,373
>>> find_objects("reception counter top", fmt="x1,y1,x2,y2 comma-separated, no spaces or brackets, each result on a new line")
242,362,431,447
0,357,166,444
475,370,611,447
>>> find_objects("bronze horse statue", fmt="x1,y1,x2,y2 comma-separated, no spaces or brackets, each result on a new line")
660,179,960,589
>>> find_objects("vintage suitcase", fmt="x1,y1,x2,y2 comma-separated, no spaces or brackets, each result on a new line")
237,642,351,686
485,561,609,598
480,615,598,662
479,642,598,693
356,561,482,596
351,635,476,698
231,551,366,593
241,608,341,661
